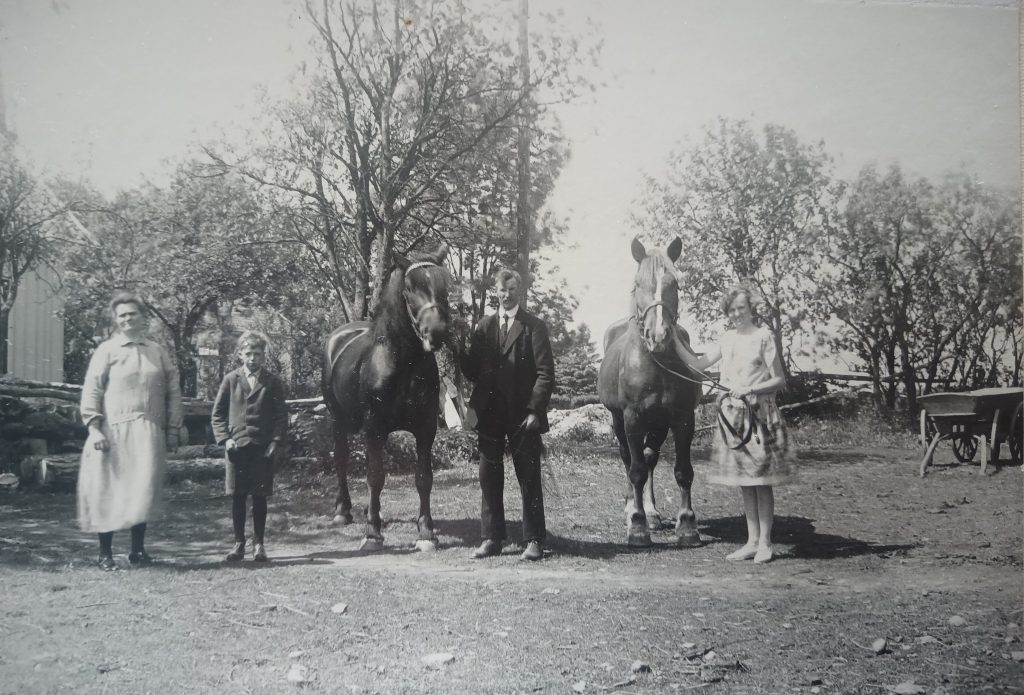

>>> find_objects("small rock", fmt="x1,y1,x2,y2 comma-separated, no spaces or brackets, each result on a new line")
288,650,305,659
420,653,455,668
947,615,966,627
681,642,696,649
915,635,940,645
572,680,587,692
873,637,888,654
782,622,793,629
286,663,313,683
331,602,349,615
702,650,717,663
1011,651,1024,662
630,660,651,674
541,587,560,595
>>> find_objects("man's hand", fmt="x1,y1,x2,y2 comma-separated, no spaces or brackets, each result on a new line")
225,438,237,451
521,413,541,433
266,441,278,458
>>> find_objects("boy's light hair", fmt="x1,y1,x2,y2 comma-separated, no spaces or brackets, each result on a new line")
237,330,270,353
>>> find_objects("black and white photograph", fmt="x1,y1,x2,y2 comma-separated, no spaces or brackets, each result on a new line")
0,0,1020,692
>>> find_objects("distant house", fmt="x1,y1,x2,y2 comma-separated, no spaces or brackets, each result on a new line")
5,265,64,382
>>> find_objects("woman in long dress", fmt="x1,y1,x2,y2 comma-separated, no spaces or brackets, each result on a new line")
77,292,184,570
673,284,793,563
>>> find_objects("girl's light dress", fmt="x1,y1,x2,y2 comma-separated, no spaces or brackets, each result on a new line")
77,335,183,532
708,326,794,487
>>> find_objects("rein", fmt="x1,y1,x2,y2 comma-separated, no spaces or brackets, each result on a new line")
717,395,762,450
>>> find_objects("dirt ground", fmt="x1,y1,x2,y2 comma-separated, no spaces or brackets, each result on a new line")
0,441,1021,695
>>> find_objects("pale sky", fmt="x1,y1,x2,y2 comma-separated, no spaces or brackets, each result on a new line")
1,0,1019,356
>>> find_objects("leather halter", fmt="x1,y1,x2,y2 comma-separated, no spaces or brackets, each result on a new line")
633,295,677,352
403,261,442,338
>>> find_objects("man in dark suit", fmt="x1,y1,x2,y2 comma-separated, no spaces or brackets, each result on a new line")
459,268,555,561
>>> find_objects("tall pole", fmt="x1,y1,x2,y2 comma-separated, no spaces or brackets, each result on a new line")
515,0,532,304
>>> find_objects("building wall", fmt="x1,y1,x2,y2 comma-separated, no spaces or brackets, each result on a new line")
8,266,64,382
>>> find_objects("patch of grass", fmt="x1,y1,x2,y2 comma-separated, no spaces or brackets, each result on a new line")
787,405,918,449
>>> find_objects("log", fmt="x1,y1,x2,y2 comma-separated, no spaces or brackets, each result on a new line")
35,454,80,488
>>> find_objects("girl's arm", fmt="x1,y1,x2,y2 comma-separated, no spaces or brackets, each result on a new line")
671,331,721,372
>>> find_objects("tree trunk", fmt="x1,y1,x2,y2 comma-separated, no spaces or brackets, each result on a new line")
515,0,532,303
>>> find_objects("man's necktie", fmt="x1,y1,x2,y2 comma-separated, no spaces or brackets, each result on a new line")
500,315,510,343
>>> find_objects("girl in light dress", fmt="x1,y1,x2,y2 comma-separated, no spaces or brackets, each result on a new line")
673,284,793,564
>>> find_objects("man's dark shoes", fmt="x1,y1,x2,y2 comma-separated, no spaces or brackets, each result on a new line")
128,551,153,566
97,554,116,571
471,539,502,559
225,541,246,562
252,543,268,562
520,540,543,562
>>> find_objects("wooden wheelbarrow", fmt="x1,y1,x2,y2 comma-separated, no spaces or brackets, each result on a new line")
918,387,1024,476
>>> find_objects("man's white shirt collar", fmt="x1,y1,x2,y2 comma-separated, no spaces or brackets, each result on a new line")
499,306,519,322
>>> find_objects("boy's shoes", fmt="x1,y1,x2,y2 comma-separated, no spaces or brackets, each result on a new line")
97,554,117,571
471,539,502,559
128,551,153,566
520,540,543,561
225,541,246,562
252,543,268,562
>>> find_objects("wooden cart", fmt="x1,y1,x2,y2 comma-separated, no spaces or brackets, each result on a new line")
918,387,1024,476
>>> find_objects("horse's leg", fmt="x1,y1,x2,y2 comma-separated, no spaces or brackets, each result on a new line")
332,425,353,524
612,410,636,519
671,408,701,547
359,432,387,551
413,429,438,552
623,412,652,547
642,429,668,530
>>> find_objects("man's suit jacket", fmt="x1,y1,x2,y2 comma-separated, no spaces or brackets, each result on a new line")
211,368,288,448
460,308,555,436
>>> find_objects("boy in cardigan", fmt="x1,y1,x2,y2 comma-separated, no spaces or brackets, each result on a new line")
211,332,288,562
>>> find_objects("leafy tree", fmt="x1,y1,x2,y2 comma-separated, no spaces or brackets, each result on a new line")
59,162,292,395
633,119,840,377
206,0,595,328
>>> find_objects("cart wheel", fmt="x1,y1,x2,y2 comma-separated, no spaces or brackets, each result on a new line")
1009,402,1023,466
951,434,978,463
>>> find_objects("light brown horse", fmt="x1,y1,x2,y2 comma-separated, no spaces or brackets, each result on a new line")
321,244,451,551
598,237,702,547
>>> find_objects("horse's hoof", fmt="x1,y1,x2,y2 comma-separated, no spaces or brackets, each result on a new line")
414,539,438,553
626,521,652,547
359,536,384,551
676,532,702,548
646,513,663,530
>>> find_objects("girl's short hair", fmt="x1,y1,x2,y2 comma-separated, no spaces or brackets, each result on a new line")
109,291,148,318
237,330,270,353
720,283,763,323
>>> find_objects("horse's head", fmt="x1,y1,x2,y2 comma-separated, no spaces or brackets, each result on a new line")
630,236,682,354
394,243,451,352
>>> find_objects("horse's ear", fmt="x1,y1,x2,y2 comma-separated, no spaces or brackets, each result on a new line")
433,242,449,264
630,237,647,263
393,252,411,270
666,237,682,263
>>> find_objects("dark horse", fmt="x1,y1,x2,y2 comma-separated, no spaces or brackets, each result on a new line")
597,237,702,547
322,244,451,551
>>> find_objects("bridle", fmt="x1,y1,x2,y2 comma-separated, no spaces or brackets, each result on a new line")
403,261,443,339
632,283,678,353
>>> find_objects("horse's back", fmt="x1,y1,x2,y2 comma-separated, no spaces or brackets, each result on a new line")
322,321,374,424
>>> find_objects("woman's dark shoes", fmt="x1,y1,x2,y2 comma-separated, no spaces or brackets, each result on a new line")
252,543,268,562
225,541,246,562
97,555,116,571
128,551,153,566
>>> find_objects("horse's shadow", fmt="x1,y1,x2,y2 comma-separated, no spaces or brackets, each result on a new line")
541,514,918,561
